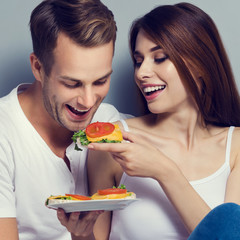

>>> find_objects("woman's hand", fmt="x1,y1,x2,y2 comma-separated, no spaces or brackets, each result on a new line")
88,130,212,233
88,130,175,180
57,209,103,239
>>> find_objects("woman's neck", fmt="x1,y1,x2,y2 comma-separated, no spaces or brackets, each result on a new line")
152,108,209,150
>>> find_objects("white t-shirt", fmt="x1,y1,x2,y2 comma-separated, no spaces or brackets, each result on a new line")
0,84,127,240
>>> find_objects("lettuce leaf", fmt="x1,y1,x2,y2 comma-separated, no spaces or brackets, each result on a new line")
72,130,121,151
113,184,126,189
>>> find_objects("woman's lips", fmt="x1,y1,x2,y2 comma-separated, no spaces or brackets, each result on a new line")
142,85,166,101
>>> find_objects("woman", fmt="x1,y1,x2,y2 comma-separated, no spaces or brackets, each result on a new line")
62,2,240,239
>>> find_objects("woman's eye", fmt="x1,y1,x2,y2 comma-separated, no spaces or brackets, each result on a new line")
155,56,168,64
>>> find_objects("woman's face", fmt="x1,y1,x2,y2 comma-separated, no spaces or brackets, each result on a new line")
133,30,192,114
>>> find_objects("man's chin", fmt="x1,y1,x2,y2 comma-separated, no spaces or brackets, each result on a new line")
67,119,93,132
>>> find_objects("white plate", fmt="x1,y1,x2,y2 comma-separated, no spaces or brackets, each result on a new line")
47,198,139,213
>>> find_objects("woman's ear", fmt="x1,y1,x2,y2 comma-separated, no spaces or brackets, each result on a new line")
29,53,44,83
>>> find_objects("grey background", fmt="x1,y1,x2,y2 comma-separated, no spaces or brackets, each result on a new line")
1,0,239,116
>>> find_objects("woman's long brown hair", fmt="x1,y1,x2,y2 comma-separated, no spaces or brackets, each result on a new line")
130,2,240,127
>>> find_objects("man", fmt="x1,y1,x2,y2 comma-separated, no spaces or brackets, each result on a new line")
0,0,124,239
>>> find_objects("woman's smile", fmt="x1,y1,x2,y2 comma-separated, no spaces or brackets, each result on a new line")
142,84,166,101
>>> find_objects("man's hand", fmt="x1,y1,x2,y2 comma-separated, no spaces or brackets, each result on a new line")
57,209,103,239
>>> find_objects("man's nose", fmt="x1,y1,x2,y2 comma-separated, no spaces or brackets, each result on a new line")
77,87,96,109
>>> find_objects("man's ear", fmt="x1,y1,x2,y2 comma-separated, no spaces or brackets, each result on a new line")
29,53,44,83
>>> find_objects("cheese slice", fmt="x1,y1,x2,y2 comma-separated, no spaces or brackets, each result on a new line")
86,124,123,142
91,192,136,200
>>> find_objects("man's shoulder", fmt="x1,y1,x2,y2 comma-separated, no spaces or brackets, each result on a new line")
92,103,133,123
0,96,15,127
0,86,23,136
0,86,18,111
97,103,118,112
91,103,120,123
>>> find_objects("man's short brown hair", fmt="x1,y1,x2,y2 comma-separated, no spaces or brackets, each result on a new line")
30,0,117,75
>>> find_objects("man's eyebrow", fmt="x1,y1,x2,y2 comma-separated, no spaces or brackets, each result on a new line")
97,70,113,80
59,70,113,82
133,45,161,56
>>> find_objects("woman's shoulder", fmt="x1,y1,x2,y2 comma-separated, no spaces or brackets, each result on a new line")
232,126,240,139
230,127,240,166
232,126,240,141
225,127,240,176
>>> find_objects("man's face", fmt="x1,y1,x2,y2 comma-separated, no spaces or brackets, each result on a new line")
41,33,114,131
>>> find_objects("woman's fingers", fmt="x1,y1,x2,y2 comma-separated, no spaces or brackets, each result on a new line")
88,141,126,152
88,131,147,152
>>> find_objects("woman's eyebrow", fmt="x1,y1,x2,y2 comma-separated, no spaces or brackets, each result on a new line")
150,46,161,52
134,45,162,56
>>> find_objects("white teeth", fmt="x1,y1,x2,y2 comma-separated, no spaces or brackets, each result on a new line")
73,107,89,113
143,85,165,93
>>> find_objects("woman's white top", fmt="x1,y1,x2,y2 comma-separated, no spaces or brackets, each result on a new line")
109,119,234,240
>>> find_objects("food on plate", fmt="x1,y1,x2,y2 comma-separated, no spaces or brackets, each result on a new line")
45,186,138,212
72,122,123,151
45,185,136,207
91,185,136,200
45,194,92,205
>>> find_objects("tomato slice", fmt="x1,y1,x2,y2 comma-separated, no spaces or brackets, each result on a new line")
86,122,115,138
65,194,92,200
98,188,127,195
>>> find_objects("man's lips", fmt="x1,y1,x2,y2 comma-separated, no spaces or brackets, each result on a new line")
66,105,91,120
67,105,89,115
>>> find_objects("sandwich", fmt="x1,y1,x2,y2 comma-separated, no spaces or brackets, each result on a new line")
45,185,136,206
91,185,136,200
46,194,92,205
72,121,123,151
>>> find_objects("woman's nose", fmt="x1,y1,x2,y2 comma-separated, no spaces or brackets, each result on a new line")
135,60,154,80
